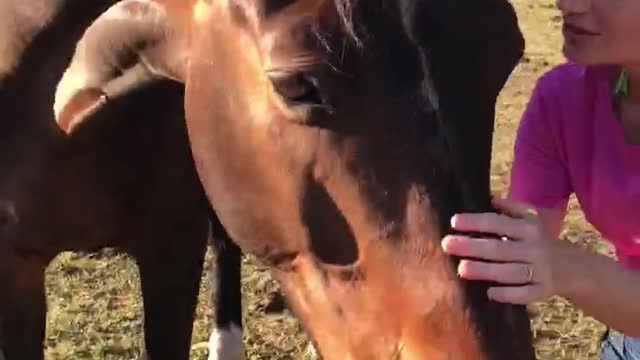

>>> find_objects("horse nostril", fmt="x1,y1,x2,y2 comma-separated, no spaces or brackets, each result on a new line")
0,201,18,233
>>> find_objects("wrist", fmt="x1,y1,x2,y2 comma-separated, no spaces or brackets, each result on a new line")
551,241,593,301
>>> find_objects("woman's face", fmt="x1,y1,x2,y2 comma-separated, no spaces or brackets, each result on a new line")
557,0,640,66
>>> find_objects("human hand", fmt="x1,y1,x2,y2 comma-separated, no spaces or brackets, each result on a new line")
441,196,571,304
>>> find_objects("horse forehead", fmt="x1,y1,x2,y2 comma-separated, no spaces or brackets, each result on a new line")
191,0,331,23
192,0,214,23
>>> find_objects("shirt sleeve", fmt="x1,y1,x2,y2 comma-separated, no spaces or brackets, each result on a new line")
508,76,573,209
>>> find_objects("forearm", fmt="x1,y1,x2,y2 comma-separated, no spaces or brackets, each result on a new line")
559,243,640,337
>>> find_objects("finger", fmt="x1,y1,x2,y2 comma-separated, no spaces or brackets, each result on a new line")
458,260,534,285
442,235,531,263
487,284,546,305
451,212,532,241
492,196,538,220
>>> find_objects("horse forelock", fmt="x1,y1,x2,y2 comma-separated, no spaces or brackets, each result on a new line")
331,0,357,42
257,0,357,43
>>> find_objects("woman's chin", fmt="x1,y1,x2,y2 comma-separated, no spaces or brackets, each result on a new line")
561,42,608,66
562,45,591,65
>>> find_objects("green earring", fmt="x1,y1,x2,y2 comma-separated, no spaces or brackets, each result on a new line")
613,68,630,99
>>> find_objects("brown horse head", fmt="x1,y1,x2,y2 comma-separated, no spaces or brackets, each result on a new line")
63,0,532,358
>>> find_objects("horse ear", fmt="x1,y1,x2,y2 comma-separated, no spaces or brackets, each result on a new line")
54,0,187,121
56,60,162,133
56,87,108,134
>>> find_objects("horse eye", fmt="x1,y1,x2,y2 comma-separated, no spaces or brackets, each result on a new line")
269,72,324,107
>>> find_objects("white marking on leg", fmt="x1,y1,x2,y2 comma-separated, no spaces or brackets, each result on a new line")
207,324,244,360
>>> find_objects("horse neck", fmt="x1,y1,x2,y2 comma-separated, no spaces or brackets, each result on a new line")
0,0,65,80
422,119,535,360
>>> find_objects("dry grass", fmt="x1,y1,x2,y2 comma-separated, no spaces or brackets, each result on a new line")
43,0,615,358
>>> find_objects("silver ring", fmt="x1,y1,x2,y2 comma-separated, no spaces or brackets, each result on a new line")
525,264,534,283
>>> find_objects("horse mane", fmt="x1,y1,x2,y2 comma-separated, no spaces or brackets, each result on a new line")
332,0,357,42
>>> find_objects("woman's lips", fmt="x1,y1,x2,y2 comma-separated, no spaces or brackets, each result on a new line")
562,22,600,37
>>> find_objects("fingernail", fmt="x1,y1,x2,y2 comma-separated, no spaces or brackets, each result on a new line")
487,288,503,303
450,215,457,228
457,259,467,276
444,234,460,246
441,236,449,249
441,236,454,251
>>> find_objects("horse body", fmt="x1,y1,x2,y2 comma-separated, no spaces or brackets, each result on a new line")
0,1,242,359
52,0,534,358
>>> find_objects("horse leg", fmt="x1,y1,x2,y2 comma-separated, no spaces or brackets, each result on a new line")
2,255,47,360
133,222,208,360
207,211,244,360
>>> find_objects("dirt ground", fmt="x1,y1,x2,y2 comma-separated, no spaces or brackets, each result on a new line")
43,0,614,358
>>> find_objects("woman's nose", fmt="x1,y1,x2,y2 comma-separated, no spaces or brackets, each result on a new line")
557,0,591,14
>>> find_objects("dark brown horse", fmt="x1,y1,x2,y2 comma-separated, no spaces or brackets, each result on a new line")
56,0,534,358
0,1,243,359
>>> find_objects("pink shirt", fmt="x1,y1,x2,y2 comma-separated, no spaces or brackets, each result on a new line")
509,62,640,269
